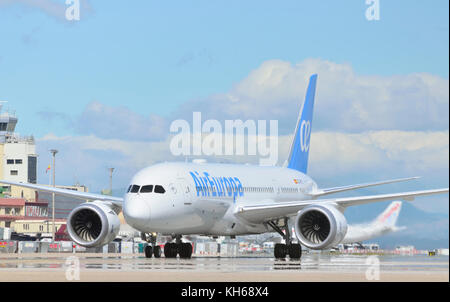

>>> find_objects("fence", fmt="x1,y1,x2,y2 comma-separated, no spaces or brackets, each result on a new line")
0,240,142,254
3,240,240,256
0,240,17,253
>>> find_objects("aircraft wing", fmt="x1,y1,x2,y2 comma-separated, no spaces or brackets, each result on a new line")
0,180,123,208
235,188,448,223
310,176,420,197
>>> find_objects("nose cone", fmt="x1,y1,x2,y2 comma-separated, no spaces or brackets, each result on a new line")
123,195,151,230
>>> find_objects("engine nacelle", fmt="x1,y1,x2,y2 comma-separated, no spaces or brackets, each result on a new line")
67,201,120,248
294,204,348,250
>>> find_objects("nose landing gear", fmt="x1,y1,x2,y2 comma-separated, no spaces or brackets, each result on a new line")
142,233,192,259
142,233,162,258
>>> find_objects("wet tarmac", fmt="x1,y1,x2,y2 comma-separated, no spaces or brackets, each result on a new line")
0,253,448,282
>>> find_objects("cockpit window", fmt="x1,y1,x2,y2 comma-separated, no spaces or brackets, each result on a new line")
130,185,140,193
154,185,166,194
127,185,132,193
140,185,154,193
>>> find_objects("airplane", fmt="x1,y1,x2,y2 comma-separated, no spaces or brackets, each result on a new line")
341,200,405,244
1,74,448,259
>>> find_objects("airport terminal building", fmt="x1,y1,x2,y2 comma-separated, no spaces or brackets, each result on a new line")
0,105,87,237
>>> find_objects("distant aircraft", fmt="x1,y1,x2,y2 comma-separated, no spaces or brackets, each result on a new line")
341,201,405,244
239,200,405,246
250,200,405,247
2,75,448,259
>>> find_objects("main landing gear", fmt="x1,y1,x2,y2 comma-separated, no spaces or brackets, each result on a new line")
144,245,162,258
142,233,162,258
142,233,192,259
166,235,193,259
267,218,302,260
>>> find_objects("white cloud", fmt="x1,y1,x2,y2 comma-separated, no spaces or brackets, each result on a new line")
37,133,175,191
307,130,449,178
48,58,448,142
36,130,448,196
75,101,168,141
173,59,449,133
34,58,449,213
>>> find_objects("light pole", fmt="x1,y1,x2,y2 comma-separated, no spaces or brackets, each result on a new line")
50,149,58,241
108,168,115,195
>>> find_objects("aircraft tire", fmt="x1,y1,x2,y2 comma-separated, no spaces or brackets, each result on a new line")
164,243,176,258
153,245,162,258
179,243,192,259
274,243,287,259
144,245,153,258
288,244,302,259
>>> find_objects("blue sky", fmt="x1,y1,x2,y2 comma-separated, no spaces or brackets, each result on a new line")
0,0,448,230
0,0,448,137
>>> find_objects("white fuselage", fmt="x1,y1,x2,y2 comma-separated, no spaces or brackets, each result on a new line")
342,224,393,244
123,162,318,236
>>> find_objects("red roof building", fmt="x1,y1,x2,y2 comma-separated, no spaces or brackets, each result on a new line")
0,198,26,228
0,198,25,207
0,197,57,230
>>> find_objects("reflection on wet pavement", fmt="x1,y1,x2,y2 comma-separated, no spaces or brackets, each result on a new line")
0,254,448,273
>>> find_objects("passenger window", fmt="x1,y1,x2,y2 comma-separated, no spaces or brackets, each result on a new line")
130,185,140,193
154,185,166,194
140,185,153,193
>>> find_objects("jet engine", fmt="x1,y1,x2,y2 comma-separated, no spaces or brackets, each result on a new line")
67,201,120,247
294,204,348,250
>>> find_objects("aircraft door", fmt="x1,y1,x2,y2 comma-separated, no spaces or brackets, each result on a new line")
168,183,181,208
272,178,281,195
177,178,193,204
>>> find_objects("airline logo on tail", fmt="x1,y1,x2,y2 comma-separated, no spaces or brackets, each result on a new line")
300,120,311,152
287,74,317,174
375,201,402,227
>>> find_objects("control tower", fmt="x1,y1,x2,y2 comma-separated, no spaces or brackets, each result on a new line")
0,102,18,139
0,102,37,186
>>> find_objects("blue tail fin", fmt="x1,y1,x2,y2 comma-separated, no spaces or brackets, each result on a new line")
287,74,317,174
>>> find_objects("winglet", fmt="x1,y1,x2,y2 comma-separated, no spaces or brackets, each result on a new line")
287,74,317,174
